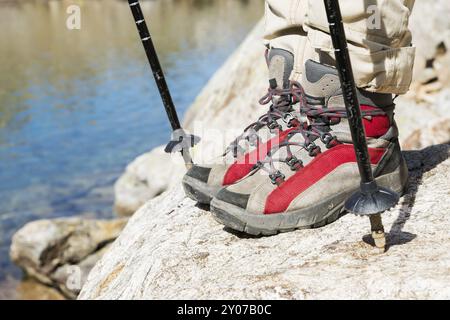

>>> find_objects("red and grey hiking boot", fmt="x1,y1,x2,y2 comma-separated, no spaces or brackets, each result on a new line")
210,59,409,235
182,48,307,204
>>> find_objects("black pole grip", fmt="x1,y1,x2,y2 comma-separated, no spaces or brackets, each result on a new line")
323,0,374,184
128,0,181,131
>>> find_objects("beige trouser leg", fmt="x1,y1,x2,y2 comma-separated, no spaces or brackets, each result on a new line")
264,0,416,94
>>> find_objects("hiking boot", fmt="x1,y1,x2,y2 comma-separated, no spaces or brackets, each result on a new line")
182,48,306,204
210,59,409,236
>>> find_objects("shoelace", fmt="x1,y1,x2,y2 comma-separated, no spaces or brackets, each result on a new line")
255,103,389,186
224,81,307,158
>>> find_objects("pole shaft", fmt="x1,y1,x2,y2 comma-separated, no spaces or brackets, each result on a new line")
128,0,181,131
323,0,374,184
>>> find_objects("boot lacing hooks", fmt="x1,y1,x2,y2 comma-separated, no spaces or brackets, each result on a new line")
223,82,307,159
257,140,306,186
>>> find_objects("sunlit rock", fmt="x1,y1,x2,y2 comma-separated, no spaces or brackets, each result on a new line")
10,217,127,298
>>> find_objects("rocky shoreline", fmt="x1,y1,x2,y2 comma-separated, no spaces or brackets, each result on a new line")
10,0,450,299
10,217,127,298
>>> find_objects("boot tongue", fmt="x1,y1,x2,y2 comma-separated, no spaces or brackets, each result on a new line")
268,48,293,90
303,59,393,108
302,59,342,102
267,48,294,110
301,60,343,127
302,59,394,142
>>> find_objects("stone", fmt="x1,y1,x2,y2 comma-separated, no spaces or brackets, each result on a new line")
394,89,450,149
79,144,450,300
403,118,450,151
114,146,184,216
16,279,65,300
408,0,450,99
10,217,127,298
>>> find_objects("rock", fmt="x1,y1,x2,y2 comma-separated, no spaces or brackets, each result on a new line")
403,118,450,151
114,146,184,216
0,276,65,300
16,279,66,300
408,0,450,100
409,0,450,62
394,89,450,149
10,217,127,298
79,144,450,300
51,244,112,298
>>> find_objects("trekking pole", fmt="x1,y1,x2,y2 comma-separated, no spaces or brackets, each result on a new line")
128,0,199,170
323,0,399,250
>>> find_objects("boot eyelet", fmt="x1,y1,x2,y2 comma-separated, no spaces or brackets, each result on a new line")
282,112,294,122
287,118,300,128
286,156,303,171
268,121,282,132
246,134,259,147
326,139,340,149
305,142,321,157
328,117,340,125
269,171,285,186
320,133,333,144
308,146,321,157
320,133,340,149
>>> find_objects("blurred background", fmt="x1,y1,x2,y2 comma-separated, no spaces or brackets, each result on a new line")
0,0,263,299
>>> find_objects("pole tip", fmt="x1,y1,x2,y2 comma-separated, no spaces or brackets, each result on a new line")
372,230,386,250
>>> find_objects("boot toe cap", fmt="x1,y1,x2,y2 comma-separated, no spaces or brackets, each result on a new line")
185,165,212,183
215,188,250,210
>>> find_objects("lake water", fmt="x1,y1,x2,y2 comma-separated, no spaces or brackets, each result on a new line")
0,0,263,298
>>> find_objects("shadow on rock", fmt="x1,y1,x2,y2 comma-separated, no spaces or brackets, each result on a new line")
195,203,211,212
223,226,263,239
378,143,450,250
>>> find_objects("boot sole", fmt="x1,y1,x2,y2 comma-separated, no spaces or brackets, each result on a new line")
210,160,409,236
182,175,222,205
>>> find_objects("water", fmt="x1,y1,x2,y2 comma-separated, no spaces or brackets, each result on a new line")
0,0,263,298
